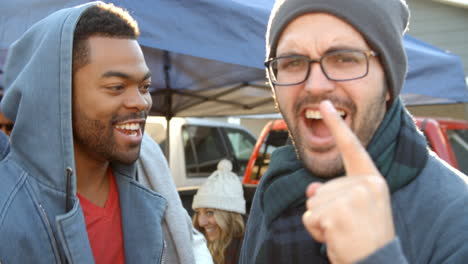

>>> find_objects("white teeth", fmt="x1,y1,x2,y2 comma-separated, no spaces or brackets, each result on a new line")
305,110,322,119
115,123,140,130
205,227,215,233
305,109,346,119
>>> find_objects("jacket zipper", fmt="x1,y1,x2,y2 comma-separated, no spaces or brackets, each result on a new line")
63,167,73,264
39,203,64,264
65,167,73,212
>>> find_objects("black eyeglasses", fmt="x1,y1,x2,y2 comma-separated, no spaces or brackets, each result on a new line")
0,123,13,132
265,49,378,86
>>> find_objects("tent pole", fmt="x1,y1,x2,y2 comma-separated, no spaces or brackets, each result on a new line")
165,115,171,162
163,51,172,162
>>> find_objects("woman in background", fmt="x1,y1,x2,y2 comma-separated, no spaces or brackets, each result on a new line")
192,160,246,264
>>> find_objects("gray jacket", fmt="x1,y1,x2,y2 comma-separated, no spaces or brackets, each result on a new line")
241,152,468,263
0,3,166,263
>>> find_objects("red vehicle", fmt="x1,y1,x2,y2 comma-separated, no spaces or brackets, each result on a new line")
243,117,468,184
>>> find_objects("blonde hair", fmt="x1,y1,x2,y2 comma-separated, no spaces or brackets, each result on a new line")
193,209,245,264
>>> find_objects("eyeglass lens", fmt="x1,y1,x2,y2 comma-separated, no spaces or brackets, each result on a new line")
269,50,370,85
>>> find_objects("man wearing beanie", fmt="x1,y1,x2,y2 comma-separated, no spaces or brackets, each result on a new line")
240,0,468,263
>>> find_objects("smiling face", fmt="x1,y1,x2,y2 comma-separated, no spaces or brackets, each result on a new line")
195,208,221,241
273,13,389,178
72,36,152,165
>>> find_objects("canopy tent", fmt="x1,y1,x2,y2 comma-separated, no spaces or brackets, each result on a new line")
402,35,468,105
1,0,467,118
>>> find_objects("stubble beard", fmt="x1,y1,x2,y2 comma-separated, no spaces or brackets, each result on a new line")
275,92,387,179
73,111,145,165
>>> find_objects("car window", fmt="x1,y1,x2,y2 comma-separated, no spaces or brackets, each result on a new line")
182,125,227,177
224,128,256,174
447,129,468,175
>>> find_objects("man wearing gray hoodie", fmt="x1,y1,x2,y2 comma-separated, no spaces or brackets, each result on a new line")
0,2,210,263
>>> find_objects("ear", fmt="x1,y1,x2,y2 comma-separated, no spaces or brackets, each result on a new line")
385,90,391,102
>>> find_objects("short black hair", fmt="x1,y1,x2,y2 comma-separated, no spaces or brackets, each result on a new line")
72,3,140,73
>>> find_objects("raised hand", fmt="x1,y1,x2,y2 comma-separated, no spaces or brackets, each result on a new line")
302,100,395,264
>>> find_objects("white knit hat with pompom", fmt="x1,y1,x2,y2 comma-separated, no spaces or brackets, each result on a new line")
192,159,246,214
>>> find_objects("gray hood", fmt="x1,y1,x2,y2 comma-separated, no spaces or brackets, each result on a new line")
1,2,101,194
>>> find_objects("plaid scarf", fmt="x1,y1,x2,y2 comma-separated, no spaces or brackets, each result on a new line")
256,99,428,263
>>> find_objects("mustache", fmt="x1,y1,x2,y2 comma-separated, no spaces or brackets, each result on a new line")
294,94,356,116
111,111,148,125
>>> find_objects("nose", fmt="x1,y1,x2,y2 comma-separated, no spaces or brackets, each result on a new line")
303,62,335,95
198,214,208,227
124,86,152,112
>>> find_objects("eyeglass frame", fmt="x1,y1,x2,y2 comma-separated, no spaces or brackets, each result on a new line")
264,49,378,86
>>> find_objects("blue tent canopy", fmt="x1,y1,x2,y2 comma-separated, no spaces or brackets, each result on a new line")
1,0,467,117
402,35,468,105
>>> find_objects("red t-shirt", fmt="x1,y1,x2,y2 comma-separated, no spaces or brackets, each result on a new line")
77,170,125,264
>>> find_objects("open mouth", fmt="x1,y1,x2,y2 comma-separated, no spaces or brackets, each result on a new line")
205,227,216,233
114,122,142,137
305,109,346,120
204,226,219,240
303,108,347,139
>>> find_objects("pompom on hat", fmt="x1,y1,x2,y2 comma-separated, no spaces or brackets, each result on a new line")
266,0,410,103
192,159,246,214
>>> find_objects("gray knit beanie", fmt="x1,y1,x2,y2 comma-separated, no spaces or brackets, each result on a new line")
266,0,410,103
192,160,246,214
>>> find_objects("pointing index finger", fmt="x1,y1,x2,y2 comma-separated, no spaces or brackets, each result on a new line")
319,100,378,176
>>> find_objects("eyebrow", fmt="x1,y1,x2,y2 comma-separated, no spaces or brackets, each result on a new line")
325,44,366,53
101,70,152,82
277,44,367,58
